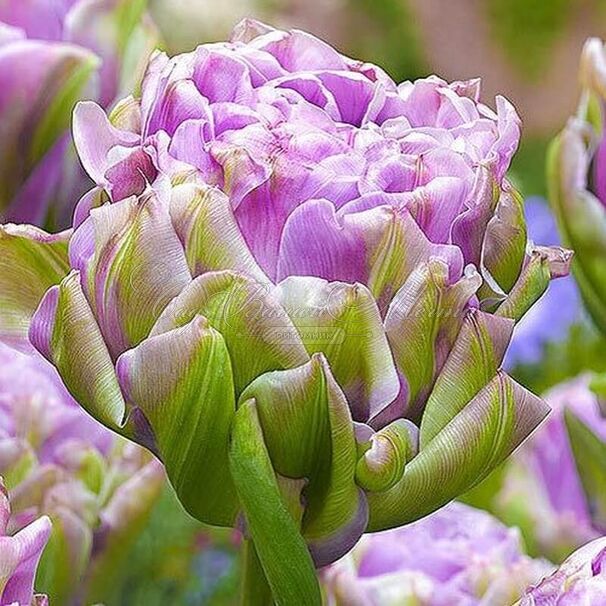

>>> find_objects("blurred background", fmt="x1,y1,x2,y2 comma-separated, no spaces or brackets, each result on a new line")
43,1,606,603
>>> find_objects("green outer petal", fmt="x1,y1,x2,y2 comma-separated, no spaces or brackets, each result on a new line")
150,270,309,395
169,182,268,282
420,309,514,448
366,207,459,311
0,224,70,350
564,408,606,529
355,419,412,493
41,271,126,429
275,276,399,422
239,355,366,566
495,246,573,322
481,185,526,294
229,398,322,606
367,372,549,531
116,315,238,526
79,192,192,358
385,260,481,419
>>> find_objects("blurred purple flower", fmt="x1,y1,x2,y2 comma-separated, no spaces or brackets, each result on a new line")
0,0,158,225
0,344,164,604
498,375,606,561
0,478,50,606
517,537,606,605
505,197,582,368
323,501,552,606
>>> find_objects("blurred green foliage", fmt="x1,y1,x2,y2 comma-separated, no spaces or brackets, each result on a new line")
509,137,551,199
512,322,606,395
486,0,575,80
101,487,240,606
348,0,426,81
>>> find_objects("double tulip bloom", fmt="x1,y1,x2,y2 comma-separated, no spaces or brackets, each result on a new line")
0,0,157,226
0,20,570,602
0,479,50,606
517,537,606,605
550,37,606,336
323,502,551,606
0,344,164,605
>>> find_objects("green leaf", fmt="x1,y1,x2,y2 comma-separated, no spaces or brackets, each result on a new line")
564,408,606,529
229,398,322,605
238,355,366,567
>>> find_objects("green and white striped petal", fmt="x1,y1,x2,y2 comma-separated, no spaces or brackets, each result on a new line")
275,277,400,422
151,270,309,395
116,316,238,526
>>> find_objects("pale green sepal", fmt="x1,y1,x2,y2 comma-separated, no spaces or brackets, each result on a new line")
564,408,606,529
367,372,549,531
419,309,514,448
151,270,309,395
116,315,238,527
229,398,322,606
0,224,70,350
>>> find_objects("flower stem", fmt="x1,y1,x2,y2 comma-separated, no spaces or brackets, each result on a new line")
240,539,273,606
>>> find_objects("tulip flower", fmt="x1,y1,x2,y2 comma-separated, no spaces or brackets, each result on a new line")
496,374,606,563
516,536,606,605
0,343,164,604
549,37,606,336
0,478,50,606
323,502,552,606
0,0,158,226
0,20,570,603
